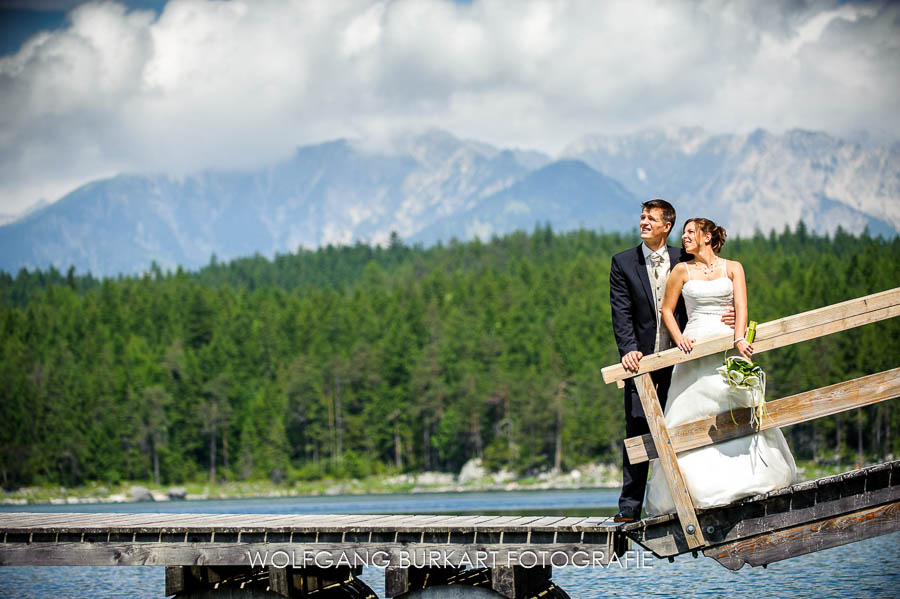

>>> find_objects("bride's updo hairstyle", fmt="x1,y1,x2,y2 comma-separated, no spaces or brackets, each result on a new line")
685,218,727,253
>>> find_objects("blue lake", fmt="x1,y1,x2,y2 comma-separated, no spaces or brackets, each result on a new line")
1,488,897,598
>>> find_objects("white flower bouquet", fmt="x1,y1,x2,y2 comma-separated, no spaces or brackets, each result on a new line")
717,356,768,427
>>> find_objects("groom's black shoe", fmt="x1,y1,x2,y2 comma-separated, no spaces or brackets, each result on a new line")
613,507,639,523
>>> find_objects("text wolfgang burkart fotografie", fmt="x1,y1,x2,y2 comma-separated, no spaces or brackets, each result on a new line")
247,548,654,569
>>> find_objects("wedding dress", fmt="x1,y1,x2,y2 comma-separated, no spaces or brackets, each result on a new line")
644,261,797,515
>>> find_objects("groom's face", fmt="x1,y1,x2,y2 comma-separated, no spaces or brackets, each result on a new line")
640,208,672,245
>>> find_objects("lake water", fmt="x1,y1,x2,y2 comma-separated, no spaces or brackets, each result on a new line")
1,488,897,598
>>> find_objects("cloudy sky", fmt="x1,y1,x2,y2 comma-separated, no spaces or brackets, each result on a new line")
0,0,898,216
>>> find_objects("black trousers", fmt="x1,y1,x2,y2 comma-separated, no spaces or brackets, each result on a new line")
618,366,674,514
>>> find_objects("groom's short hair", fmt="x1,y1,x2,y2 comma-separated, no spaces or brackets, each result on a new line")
641,199,676,228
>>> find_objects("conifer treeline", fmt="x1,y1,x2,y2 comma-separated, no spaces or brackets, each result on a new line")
1,225,897,489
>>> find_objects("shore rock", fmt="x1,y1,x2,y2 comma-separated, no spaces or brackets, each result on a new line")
416,471,455,486
493,469,515,483
167,487,187,500
458,458,486,484
130,485,154,502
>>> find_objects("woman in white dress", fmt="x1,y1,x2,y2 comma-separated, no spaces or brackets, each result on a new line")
644,218,797,515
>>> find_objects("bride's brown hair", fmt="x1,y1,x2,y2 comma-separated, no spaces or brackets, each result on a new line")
685,218,727,253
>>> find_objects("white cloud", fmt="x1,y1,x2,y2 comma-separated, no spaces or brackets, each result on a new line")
0,0,898,214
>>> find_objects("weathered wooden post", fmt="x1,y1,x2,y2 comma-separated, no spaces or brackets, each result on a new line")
633,373,706,548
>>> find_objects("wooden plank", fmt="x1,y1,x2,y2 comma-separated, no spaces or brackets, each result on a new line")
165,566,186,596
755,304,900,352
109,514,239,534
17,513,115,526
245,514,347,530
494,516,556,529
574,517,617,530
268,514,371,531
378,515,453,535
602,331,735,384
471,516,523,528
602,287,900,384
77,513,203,530
414,515,484,528
152,514,237,531
81,514,144,527
626,367,900,464
704,500,900,570
533,517,586,531
0,511,613,545
0,513,382,533
438,515,505,528
0,512,619,534
358,514,420,527
629,462,900,558
491,565,551,599
634,373,706,549
333,515,400,531
268,566,290,597
187,514,273,531
384,566,409,597
246,514,328,529
366,515,447,529
520,516,567,528
0,514,71,528
434,515,501,526
0,513,114,531
754,288,899,339
718,482,900,546
0,542,619,567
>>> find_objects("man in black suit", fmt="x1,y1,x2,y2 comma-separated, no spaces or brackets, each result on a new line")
609,199,732,522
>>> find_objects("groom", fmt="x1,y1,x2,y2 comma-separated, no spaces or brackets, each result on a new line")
609,199,733,522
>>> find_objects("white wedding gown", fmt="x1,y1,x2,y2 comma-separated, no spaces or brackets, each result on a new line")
644,268,797,515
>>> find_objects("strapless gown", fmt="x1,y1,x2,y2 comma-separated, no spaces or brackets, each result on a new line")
644,275,797,515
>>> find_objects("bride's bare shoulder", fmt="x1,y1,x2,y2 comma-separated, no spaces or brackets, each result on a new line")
725,258,745,277
670,261,690,281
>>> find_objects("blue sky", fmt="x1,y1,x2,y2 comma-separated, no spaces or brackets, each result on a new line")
0,1,165,54
0,0,898,216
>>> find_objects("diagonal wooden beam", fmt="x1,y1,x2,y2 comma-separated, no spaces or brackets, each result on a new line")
602,287,900,385
704,501,900,570
626,367,900,464
633,374,706,549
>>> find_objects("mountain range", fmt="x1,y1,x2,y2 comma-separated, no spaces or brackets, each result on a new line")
1,127,897,277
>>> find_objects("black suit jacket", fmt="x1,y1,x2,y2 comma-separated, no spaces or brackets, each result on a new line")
610,244,689,358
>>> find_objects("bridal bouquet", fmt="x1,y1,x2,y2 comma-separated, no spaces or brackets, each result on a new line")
717,356,768,427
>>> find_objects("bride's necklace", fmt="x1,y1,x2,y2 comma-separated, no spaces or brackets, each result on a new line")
696,258,720,277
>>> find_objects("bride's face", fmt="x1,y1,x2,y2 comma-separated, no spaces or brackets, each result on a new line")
682,222,710,252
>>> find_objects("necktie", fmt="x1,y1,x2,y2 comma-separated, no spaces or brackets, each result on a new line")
649,252,663,278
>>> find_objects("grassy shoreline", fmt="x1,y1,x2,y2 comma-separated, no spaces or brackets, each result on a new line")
0,460,858,506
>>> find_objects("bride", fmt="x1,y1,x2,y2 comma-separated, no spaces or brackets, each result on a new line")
644,218,797,515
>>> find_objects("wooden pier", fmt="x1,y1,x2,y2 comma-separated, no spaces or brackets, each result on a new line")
0,512,622,597
2,288,898,598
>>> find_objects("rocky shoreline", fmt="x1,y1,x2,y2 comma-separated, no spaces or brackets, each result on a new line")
1,459,851,506
0,460,622,506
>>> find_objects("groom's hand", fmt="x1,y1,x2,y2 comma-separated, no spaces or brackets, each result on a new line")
721,306,736,328
622,351,643,372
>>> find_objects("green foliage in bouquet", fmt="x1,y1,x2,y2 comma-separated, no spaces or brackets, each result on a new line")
717,356,768,427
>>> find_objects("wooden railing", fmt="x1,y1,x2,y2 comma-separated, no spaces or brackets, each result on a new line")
601,287,900,549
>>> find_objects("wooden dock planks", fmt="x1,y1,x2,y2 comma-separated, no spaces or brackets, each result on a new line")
0,511,622,568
